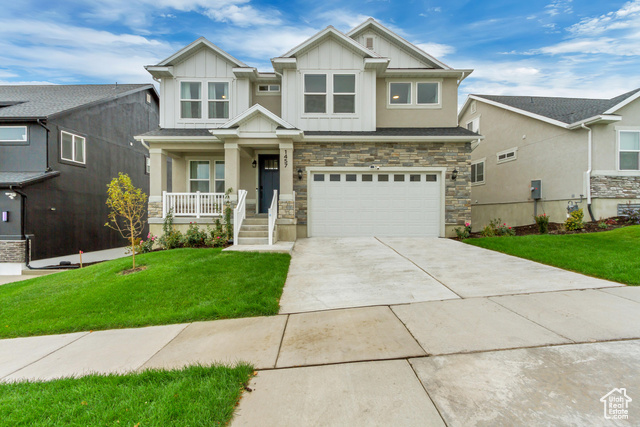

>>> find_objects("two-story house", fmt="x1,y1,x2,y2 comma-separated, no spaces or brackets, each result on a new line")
137,18,480,244
0,84,159,274
459,89,640,229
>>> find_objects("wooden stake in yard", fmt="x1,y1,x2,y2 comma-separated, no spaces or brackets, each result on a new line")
79,250,83,268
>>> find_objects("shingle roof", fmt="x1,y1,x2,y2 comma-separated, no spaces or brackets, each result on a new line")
0,84,154,119
0,171,60,188
474,88,640,124
304,127,479,137
138,128,215,137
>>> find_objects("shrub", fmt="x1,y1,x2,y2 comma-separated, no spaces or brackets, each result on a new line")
205,225,228,248
480,225,495,237
621,201,640,225
158,210,185,250
184,223,207,247
455,222,472,239
486,218,515,237
565,208,584,231
598,221,609,229
534,213,550,234
137,233,157,253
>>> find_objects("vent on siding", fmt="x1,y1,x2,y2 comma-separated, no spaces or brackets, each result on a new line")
365,37,374,50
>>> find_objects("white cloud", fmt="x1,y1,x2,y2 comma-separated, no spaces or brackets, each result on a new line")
544,0,573,17
204,4,281,27
311,10,371,31
415,43,456,58
217,26,318,59
568,0,640,35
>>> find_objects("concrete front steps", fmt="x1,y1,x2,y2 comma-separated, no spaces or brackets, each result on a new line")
237,215,271,245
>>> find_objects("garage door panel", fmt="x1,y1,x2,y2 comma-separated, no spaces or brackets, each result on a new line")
309,171,442,237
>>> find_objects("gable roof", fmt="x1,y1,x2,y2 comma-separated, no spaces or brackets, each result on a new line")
347,18,451,70
153,37,247,68
463,88,640,128
219,104,296,130
279,26,381,59
0,84,156,120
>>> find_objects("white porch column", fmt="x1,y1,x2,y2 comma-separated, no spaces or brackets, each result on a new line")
149,148,168,198
224,142,241,202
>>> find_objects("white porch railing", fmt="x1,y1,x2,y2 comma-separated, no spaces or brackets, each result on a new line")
268,190,278,246
233,189,248,246
163,191,224,218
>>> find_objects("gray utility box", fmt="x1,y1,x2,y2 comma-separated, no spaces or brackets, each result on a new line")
531,180,542,200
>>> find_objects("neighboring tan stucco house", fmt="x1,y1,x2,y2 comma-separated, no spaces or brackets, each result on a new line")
136,18,480,244
458,89,640,229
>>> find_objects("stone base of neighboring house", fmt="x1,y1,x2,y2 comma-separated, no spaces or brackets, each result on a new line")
591,175,640,199
471,197,640,231
0,239,27,275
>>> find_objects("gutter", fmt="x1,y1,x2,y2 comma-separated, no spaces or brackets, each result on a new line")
580,123,596,221
36,119,52,171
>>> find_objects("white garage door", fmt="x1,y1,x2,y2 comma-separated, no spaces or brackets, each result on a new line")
308,170,442,237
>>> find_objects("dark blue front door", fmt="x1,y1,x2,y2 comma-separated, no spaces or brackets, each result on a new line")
259,155,280,213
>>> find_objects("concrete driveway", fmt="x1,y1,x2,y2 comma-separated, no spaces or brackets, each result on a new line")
279,237,622,313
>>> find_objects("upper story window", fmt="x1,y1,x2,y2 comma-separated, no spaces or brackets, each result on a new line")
388,80,441,108
0,126,27,144
60,130,85,164
619,130,640,170
333,74,355,113
208,82,229,119
497,147,517,164
258,84,280,93
304,74,327,113
181,82,201,119
466,117,480,133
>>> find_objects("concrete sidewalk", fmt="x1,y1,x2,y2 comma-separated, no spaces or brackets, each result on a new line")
2,286,639,425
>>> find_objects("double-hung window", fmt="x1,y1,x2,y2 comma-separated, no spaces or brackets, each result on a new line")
333,74,355,113
304,74,327,113
619,131,640,171
0,126,27,143
471,160,485,184
214,161,225,193
189,160,210,192
61,131,85,164
181,82,202,119
208,82,229,119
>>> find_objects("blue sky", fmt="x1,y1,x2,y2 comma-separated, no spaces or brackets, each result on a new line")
1,0,639,106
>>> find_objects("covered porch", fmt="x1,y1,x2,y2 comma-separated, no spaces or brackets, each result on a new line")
139,105,301,244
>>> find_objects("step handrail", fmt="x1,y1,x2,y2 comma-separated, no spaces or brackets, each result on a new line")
233,189,247,246
268,190,278,246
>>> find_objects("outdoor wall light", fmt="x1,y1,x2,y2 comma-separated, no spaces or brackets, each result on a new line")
5,191,17,200
297,169,303,180
252,160,257,168
451,169,458,181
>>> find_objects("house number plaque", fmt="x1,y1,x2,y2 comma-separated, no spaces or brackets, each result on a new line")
284,150,288,168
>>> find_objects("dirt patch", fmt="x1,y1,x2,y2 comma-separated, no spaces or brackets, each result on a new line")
118,265,148,275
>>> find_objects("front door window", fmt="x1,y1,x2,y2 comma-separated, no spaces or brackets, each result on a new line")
259,155,280,213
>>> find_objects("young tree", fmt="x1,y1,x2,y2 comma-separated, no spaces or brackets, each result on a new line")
105,173,148,269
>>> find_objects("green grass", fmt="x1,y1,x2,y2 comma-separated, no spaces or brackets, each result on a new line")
0,248,290,339
465,225,640,285
0,364,253,426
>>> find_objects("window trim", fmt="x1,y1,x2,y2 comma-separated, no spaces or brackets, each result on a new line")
333,74,356,114
0,125,28,144
60,130,86,165
471,158,485,185
177,78,232,123
416,82,440,106
302,71,358,117
386,79,442,109
256,84,281,95
207,81,230,120
214,160,226,193
617,129,640,171
496,147,518,164
179,81,202,120
466,116,480,133
188,159,211,193
144,155,150,175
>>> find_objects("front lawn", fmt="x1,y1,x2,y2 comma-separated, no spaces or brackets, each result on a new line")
0,364,253,426
0,248,290,339
465,225,640,285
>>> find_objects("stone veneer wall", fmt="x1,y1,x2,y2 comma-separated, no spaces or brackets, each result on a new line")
0,240,27,263
591,175,640,198
293,141,471,226
148,201,163,220
278,200,295,219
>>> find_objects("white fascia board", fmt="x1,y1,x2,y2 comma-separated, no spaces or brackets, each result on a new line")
209,128,240,139
347,18,451,70
221,104,296,129
383,69,472,78
276,129,304,141
233,67,259,80
302,134,484,143
271,57,297,72
281,26,380,59
156,37,248,68
134,135,220,142
364,57,390,74
458,96,474,120
144,66,174,78
567,115,622,129
603,90,640,114
470,95,570,128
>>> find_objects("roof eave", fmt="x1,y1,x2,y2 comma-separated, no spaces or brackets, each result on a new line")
302,134,484,142
0,171,60,189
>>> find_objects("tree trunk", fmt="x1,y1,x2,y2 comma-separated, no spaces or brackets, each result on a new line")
131,236,136,269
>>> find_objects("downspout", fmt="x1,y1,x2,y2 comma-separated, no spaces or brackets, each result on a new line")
10,186,78,270
36,119,52,172
580,124,596,221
